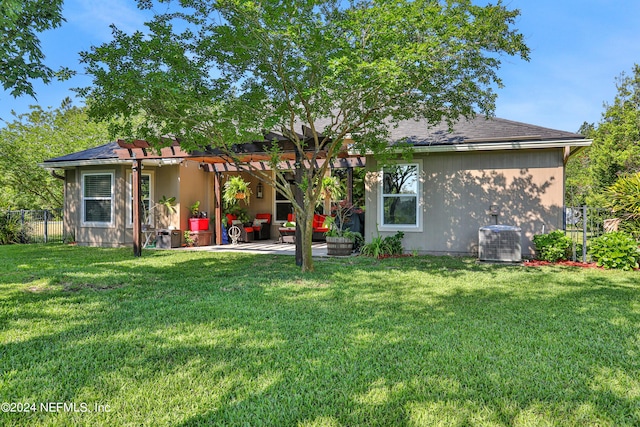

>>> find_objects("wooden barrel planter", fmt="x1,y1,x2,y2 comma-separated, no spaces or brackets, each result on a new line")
326,236,354,256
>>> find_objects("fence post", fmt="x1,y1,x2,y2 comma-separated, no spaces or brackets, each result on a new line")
44,209,49,243
582,205,588,263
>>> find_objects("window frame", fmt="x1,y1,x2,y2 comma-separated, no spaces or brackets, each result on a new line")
273,171,295,223
126,170,155,228
377,160,423,232
81,171,115,227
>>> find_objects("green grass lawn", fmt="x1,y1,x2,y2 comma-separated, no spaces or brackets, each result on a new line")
0,245,638,426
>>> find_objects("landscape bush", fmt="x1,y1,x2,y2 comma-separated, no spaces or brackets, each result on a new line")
361,231,405,258
605,172,640,239
588,231,640,270
532,230,578,262
0,213,29,244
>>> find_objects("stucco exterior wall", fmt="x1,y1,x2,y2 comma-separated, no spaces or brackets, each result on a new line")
151,165,180,229
64,162,201,247
65,165,126,247
179,160,214,234
365,149,565,257
64,169,78,242
121,164,181,245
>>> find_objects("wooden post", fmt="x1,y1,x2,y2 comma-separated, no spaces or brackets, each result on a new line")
346,167,354,205
214,172,222,245
132,159,142,257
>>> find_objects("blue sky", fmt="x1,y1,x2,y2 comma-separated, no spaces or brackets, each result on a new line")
1,0,639,134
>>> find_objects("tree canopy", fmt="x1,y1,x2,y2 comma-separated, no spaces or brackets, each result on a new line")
589,64,640,193
79,0,529,271
0,100,111,209
565,121,594,206
565,64,640,207
0,0,72,99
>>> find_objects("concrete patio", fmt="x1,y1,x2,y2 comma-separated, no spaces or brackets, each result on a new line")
176,240,330,257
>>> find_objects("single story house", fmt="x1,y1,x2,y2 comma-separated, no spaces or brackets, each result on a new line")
41,115,590,257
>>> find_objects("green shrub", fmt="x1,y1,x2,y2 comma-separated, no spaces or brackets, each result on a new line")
532,230,578,262
605,172,640,220
0,213,26,244
605,173,640,240
361,231,405,258
588,231,640,270
619,219,640,240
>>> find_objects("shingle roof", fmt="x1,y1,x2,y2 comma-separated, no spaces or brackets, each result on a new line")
388,114,583,145
42,115,586,164
43,141,120,163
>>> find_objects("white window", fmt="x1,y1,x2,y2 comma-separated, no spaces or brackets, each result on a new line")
126,171,154,227
82,172,114,226
379,162,422,231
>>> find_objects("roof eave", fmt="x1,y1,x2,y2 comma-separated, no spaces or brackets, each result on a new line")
354,139,592,156
38,159,132,169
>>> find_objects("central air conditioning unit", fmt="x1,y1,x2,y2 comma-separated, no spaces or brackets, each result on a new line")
478,225,522,262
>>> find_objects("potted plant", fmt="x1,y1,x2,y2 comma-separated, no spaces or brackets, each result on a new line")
183,230,196,247
325,201,362,256
226,205,250,225
223,176,252,207
188,200,209,231
142,195,177,229
189,200,201,217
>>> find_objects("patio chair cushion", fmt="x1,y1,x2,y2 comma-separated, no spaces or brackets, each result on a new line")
255,213,272,224
312,214,329,233
284,213,329,233
253,213,272,240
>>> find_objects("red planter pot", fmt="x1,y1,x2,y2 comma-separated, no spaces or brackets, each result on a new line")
189,218,209,231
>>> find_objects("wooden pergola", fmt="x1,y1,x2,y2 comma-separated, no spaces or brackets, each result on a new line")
114,135,365,257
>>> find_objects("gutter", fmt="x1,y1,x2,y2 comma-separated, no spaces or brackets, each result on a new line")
351,138,592,156
409,139,592,154
38,158,150,169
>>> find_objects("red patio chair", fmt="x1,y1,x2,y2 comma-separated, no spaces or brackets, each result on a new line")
253,213,272,240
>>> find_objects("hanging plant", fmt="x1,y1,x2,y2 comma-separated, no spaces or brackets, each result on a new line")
223,176,252,207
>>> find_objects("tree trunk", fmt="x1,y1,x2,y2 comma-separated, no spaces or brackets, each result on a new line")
295,152,304,266
295,208,316,273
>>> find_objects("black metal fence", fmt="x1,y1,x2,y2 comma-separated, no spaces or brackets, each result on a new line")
564,206,612,262
6,209,65,243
